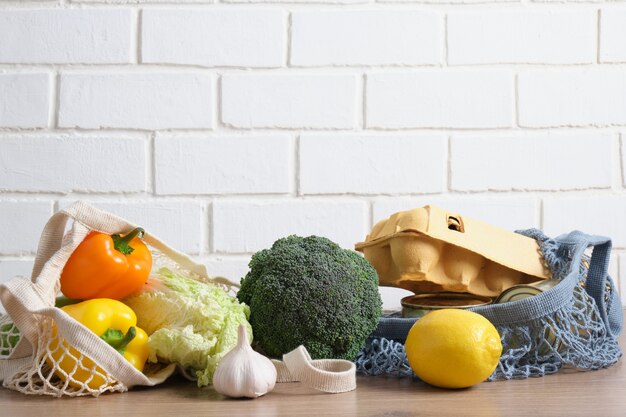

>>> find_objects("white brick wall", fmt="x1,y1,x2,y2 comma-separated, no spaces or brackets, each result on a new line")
447,10,596,65
0,73,50,128
0,201,53,255
450,133,613,191
0,260,34,285
366,71,513,128
519,69,626,127
600,9,626,63
300,134,446,194
58,200,205,254
544,196,626,248
221,74,357,128
155,134,292,195
59,72,214,129
0,10,132,64
291,10,442,66
0,134,147,193
142,9,286,67
1,2,625,303
212,200,367,252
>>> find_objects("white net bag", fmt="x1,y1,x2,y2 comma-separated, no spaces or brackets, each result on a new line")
0,201,219,397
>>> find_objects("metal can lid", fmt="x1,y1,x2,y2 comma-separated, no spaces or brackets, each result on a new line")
494,285,542,304
401,292,493,311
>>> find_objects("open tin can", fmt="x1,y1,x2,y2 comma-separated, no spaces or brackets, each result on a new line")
401,292,493,319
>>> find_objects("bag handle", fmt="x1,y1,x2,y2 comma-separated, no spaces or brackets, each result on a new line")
580,234,623,337
32,202,209,280
272,346,356,393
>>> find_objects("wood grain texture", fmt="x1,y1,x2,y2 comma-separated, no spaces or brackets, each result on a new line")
2,323,624,417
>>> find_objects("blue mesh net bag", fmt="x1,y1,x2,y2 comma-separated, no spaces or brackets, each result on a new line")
355,230,624,379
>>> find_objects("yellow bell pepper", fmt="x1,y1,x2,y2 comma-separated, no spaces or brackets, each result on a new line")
48,298,149,389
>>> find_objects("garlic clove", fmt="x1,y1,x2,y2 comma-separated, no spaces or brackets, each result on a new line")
213,324,277,399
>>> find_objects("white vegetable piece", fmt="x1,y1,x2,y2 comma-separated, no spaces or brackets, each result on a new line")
212,324,277,398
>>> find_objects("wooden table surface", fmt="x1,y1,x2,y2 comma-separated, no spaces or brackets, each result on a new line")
2,326,624,417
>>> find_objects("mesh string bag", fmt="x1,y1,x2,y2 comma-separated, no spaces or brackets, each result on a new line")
0,202,229,397
355,230,623,380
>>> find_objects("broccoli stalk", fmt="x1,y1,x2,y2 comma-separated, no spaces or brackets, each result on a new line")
237,235,382,360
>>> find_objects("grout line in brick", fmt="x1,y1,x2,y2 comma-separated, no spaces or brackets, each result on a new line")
294,134,301,196
361,74,367,130
5,62,626,73
135,9,142,65
0,255,36,262
286,11,292,68
49,72,60,129
205,200,213,255
4,126,626,135
148,132,156,195
215,74,223,129
538,197,544,230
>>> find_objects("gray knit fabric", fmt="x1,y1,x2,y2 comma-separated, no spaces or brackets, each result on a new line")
355,230,624,379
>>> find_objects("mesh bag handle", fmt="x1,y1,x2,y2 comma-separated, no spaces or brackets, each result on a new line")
572,233,623,337
0,201,207,388
472,231,611,325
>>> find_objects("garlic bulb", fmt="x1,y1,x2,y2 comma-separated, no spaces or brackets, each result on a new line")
213,324,277,398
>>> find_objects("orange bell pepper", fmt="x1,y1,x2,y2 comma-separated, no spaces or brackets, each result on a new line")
60,227,152,300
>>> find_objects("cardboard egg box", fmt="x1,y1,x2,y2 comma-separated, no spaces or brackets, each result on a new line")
355,206,552,298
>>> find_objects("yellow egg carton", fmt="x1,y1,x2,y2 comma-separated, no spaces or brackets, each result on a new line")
355,206,551,298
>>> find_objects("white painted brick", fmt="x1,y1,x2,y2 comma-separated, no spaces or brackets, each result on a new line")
0,134,146,193
58,200,204,255
600,9,626,63
0,259,34,313
299,134,446,194
221,74,357,129
212,200,367,252
142,9,285,67
372,197,538,231
622,134,626,186
291,10,441,66
450,133,612,191
448,10,595,65
543,196,626,248
59,72,213,129
0,10,131,64
201,255,252,284
155,135,292,195
0,201,53,255
366,71,513,128
519,69,626,128
0,73,50,128
0,260,34,284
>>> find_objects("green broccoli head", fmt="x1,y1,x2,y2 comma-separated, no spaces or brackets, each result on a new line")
237,235,382,360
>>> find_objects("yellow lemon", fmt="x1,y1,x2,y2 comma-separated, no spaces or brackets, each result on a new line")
405,309,502,389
